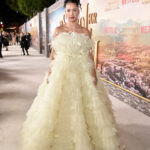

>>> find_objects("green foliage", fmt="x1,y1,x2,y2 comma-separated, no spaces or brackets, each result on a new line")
6,0,56,17
6,0,20,12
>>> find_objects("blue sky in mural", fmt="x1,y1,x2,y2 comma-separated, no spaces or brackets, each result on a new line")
49,7,65,41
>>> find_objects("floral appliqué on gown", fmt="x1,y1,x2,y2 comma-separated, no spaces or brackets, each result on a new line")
22,32,120,150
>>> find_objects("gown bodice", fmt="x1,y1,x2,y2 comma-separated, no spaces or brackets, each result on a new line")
51,32,93,58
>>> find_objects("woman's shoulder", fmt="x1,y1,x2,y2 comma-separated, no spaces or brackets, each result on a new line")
55,26,64,32
53,26,66,39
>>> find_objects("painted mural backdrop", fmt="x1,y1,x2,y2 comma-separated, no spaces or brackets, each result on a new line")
80,0,150,99
19,24,25,33
26,16,39,49
26,19,32,33
41,11,46,51
48,7,65,42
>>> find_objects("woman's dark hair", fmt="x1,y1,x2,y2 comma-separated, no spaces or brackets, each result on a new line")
64,0,81,8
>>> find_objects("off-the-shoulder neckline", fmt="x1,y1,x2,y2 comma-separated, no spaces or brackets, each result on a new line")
54,31,91,40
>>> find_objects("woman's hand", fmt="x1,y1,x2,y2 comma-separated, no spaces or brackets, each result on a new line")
92,68,97,85
46,70,51,84
46,29,56,84
46,76,49,84
89,51,97,85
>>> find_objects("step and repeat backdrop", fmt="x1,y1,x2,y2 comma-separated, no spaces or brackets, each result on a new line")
20,0,150,100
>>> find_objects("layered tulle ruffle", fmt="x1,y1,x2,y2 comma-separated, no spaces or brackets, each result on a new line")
22,32,120,150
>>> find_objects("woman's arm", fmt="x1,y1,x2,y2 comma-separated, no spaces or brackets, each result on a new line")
89,50,97,85
47,27,59,83
47,47,55,76
84,28,97,85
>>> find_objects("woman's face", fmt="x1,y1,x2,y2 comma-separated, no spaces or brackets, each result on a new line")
65,2,79,22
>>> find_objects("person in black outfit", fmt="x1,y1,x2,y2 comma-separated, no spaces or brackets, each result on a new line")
8,32,12,45
16,33,20,45
26,32,31,47
20,32,29,55
2,31,9,51
0,31,3,58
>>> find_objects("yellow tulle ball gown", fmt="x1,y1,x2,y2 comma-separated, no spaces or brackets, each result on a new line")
22,32,120,150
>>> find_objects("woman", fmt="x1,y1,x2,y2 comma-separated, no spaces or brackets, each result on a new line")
8,32,12,45
16,33,20,45
12,32,16,45
2,31,9,51
22,0,121,150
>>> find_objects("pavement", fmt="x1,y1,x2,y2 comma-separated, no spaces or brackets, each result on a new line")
0,45,150,150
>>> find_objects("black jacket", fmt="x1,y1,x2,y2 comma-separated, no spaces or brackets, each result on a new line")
0,33,3,44
2,35,9,46
20,35,30,49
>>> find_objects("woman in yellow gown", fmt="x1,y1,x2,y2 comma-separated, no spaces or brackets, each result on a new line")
22,0,121,150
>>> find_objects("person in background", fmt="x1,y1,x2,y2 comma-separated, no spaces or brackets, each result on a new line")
8,32,12,45
0,31,3,58
12,32,16,45
20,32,29,55
26,32,31,47
2,31,9,51
16,33,20,45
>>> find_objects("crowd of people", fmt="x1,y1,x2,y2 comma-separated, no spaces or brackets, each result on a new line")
0,31,31,58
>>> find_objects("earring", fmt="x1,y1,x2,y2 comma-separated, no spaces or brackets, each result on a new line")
65,14,67,19
64,15,68,23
